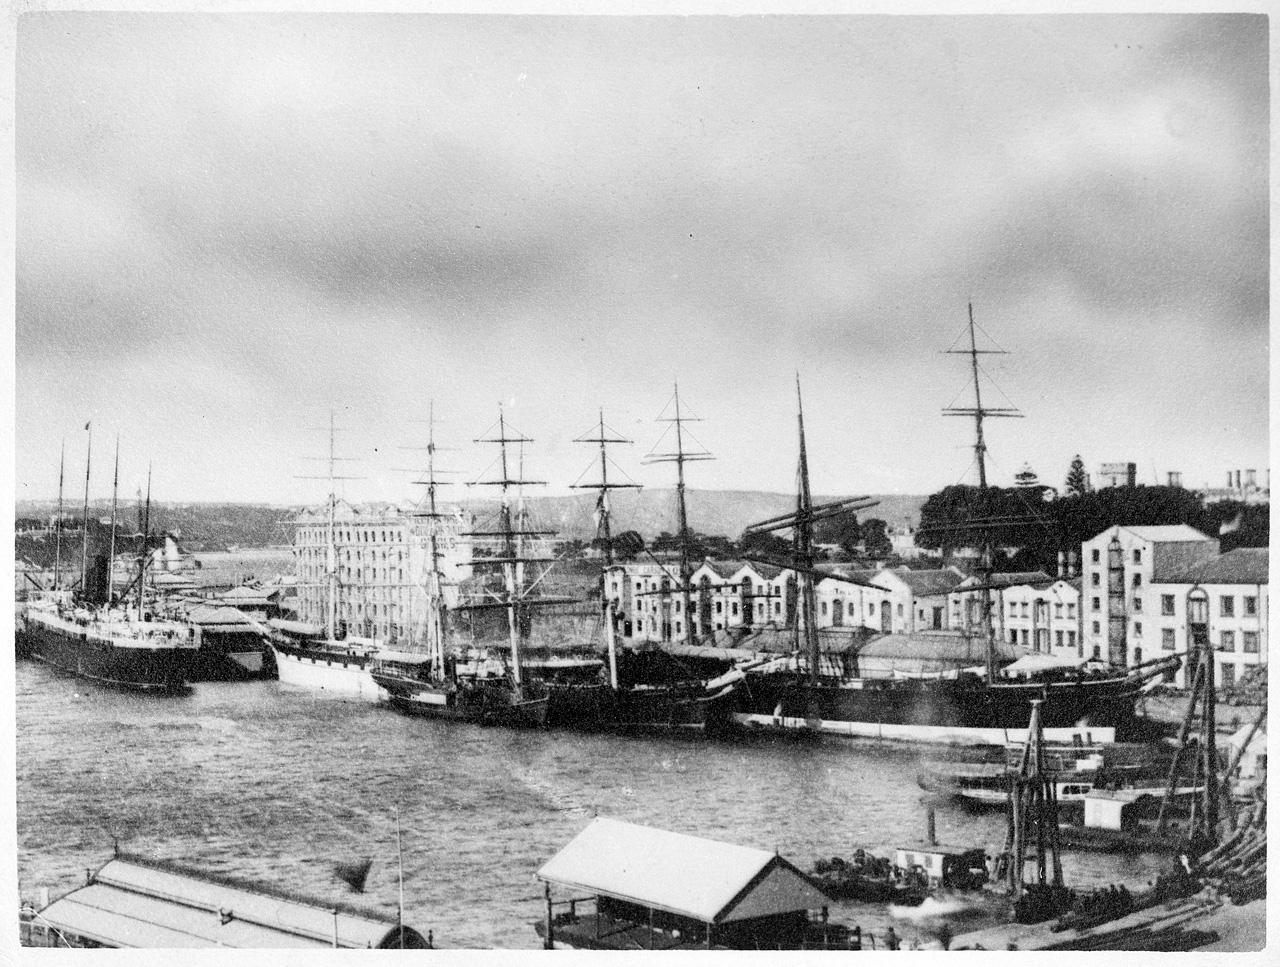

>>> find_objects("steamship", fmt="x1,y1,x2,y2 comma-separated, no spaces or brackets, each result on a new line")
19,593,199,693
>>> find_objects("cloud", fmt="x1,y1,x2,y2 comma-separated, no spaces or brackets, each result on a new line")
15,13,1268,502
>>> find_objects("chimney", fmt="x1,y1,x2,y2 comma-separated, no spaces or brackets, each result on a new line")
1235,470,1243,491
1068,550,1079,579
1057,551,1066,579
1228,470,1234,489
1245,469,1257,490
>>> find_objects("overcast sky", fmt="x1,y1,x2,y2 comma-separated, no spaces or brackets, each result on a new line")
15,12,1269,508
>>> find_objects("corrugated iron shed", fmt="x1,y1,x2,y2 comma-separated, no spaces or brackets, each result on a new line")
537,818,828,924
34,856,430,948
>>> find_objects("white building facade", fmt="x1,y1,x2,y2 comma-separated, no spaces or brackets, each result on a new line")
293,500,470,645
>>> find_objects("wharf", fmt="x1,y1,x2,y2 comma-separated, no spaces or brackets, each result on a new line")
951,887,1257,952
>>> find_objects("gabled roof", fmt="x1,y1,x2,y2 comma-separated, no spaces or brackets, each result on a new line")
536,818,828,924
36,856,427,948
1161,548,1268,586
956,571,1052,590
1117,524,1214,543
185,605,257,626
890,568,965,597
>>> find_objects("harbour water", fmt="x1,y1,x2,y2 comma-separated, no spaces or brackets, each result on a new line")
16,660,1171,949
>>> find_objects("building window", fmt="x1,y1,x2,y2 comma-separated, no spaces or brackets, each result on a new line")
1067,630,1077,648
1008,630,1017,643
1132,573,1142,587
1054,603,1063,618
1133,549,1142,564
848,602,856,617
1159,627,1176,651
1221,631,1236,651
1244,596,1258,616
1055,630,1063,648
1220,663,1236,689
731,602,739,617
1067,603,1076,619
1133,647,1142,665
1161,595,1175,616
1132,597,1142,612
1092,621,1100,635
897,603,904,618
675,621,682,635
1093,645,1101,659
1021,630,1029,645
820,601,828,615
1009,601,1017,615
1091,572,1101,587
774,602,781,615
1091,549,1100,563
1133,622,1142,637
1243,632,1259,653
1092,597,1101,612
1220,596,1235,617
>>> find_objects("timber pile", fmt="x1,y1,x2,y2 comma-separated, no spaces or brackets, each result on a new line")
1194,793,1267,905
1043,894,1224,951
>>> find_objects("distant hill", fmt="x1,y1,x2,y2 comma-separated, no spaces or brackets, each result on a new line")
16,490,926,549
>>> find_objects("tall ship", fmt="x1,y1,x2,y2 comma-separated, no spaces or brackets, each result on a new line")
19,435,199,692
543,401,743,731
268,414,390,702
372,405,573,727
732,313,1179,746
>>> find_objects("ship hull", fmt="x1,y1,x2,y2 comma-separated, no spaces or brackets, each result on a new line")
731,673,1143,746
544,681,735,732
270,641,386,702
373,670,548,727
189,630,273,682
18,618,194,693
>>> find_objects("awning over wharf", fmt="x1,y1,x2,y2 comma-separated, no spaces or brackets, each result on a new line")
536,818,830,925
32,856,430,948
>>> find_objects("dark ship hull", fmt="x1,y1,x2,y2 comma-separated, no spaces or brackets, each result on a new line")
544,680,736,732
19,615,195,693
372,668,549,728
734,668,1164,746
189,628,274,682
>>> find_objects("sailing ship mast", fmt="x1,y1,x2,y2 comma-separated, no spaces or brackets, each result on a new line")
793,379,820,685
741,378,877,682
108,436,119,606
79,425,92,594
465,406,558,693
54,438,66,591
405,401,451,673
137,465,152,620
943,303,1022,683
571,410,641,689
643,384,713,646
295,411,363,640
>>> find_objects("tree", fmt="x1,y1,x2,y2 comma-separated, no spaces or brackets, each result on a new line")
860,518,892,558
1064,455,1089,496
737,528,791,560
814,512,861,558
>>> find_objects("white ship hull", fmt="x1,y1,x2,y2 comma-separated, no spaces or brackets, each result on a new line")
732,712,1115,747
271,643,387,703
